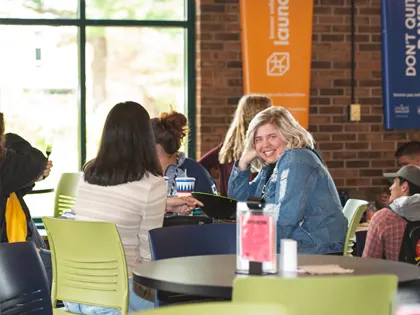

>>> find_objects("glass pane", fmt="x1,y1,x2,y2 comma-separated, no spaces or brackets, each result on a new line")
86,0,185,20
0,0,77,19
85,26,185,160
0,25,79,217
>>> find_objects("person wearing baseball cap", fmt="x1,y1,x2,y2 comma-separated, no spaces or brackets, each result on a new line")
363,165,420,261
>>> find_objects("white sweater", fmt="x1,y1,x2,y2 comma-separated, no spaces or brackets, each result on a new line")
73,173,167,275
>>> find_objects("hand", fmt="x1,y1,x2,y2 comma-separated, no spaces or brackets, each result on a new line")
166,196,204,214
37,160,53,181
238,149,258,171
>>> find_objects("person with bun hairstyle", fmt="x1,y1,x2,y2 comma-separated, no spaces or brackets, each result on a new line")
199,94,272,196
152,109,217,197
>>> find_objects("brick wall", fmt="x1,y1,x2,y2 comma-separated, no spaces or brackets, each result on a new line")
196,0,420,198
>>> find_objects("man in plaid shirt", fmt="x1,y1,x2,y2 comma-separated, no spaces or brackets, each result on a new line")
363,165,420,261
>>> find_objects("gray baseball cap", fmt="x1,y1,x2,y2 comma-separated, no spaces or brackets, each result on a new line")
384,165,420,187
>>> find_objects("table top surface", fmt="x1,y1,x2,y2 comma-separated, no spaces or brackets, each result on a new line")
133,254,420,298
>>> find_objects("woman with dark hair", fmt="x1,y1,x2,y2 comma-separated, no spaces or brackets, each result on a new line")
151,109,217,198
66,101,166,313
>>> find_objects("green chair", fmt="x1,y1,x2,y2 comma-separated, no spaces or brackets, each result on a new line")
54,172,82,218
233,275,397,315
135,302,286,315
342,199,368,256
42,217,129,314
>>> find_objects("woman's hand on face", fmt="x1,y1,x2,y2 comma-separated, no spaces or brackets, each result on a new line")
238,149,258,171
166,196,204,214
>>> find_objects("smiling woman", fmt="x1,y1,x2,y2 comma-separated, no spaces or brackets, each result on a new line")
228,106,348,255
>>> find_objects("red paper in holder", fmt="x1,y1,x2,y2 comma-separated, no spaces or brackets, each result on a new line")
240,215,274,262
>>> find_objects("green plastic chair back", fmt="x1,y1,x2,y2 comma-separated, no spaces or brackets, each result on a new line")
43,217,129,314
233,275,397,315
343,199,368,256
54,172,83,218
135,302,286,315
343,199,369,226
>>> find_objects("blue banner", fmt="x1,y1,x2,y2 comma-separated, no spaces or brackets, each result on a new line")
381,0,420,129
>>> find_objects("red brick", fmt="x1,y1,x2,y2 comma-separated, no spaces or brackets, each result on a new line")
383,133,408,141
327,161,345,168
312,133,332,141
372,178,390,186
318,142,344,151
357,133,382,141
371,142,396,151
311,116,332,124
345,143,369,150
346,178,371,187
360,169,383,177
346,160,370,168
358,151,381,159
371,160,397,168
330,169,359,178
333,152,358,159
332,134,356,141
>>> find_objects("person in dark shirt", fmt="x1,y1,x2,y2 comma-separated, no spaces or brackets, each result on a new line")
199,94,272,196
0,112,53,286
0,113,52,242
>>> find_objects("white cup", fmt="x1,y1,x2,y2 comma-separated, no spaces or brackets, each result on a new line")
280,239,297,273
175,177,195,197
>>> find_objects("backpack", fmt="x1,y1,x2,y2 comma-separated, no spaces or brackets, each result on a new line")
399,219,420,265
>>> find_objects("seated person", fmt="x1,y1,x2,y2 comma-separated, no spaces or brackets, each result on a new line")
199,94,272,196
0,113,53,285
151,108,217,197
364,189,391,222
228,106,347,255
363,165,420,261
67,101,166,313
395,141,420,167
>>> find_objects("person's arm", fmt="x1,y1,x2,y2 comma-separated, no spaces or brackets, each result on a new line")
227,162,262,201
275,160,318,240
138,178,167,264
362,213,384,259
166,196,203,213
198,144,221,171
1,134,47,195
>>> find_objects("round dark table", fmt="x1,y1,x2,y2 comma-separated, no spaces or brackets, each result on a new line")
133,254,420,300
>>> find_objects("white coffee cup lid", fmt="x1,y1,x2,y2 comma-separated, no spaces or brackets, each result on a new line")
176,177,195,181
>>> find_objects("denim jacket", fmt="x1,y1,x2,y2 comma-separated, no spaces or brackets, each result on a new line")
228,148,348,254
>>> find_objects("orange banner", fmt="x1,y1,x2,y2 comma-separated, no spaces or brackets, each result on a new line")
240,0,314,128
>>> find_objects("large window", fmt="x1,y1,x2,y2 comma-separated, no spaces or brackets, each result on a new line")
0,0,195,217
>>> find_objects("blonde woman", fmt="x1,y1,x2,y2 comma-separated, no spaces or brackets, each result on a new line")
199,94,271,196
228,106,347,255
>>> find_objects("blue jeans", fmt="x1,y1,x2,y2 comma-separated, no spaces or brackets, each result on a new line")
64,278,154,314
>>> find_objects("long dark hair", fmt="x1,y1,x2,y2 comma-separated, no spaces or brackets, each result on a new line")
151,109,189,155
84,101,162,186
